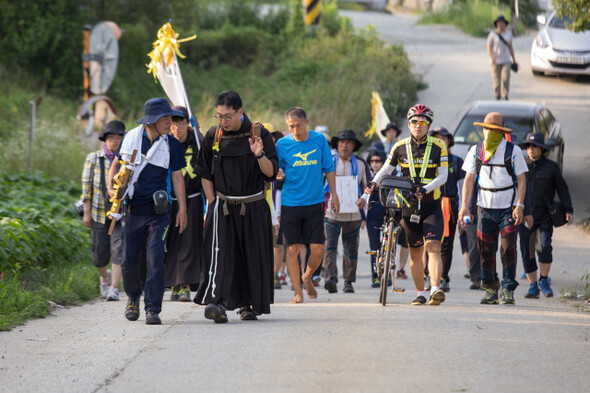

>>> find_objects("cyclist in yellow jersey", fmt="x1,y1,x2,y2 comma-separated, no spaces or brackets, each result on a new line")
365,104,448,305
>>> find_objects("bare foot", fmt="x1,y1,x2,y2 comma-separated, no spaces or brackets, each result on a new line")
302,272,318,299
289,292,304,304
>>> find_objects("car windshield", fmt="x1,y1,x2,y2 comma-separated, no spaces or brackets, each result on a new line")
453,115,535,145
549,15,574,29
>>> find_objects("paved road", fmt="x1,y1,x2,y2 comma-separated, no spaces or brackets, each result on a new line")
2,10,590,393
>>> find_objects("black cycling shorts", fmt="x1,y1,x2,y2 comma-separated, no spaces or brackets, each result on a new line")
281,203,325,245
400,199,443,248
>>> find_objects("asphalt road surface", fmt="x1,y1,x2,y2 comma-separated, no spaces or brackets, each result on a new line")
1,10,590,393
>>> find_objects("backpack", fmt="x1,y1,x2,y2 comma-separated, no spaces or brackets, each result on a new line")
474,141,516,202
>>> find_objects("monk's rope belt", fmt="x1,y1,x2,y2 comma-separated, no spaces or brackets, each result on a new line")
215,190,266,216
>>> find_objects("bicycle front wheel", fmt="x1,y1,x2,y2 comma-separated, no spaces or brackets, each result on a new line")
380,220,395,306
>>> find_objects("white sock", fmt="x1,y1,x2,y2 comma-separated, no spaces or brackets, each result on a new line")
418,290,428,299
430,286,440,295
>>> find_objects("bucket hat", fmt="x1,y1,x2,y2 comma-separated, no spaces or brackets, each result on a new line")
430,126,454,148
473,112,512,133
331,128,362,152
494,15,509,27
137,98,184,125
380,121,401,138
520,132,550,151
98,120,125,141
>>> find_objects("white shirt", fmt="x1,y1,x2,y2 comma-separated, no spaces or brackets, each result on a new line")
487,30,513,65
462,139,527,209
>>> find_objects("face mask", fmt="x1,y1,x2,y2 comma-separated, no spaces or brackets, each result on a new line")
483,129,503,162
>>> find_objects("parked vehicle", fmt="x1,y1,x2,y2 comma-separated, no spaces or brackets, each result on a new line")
452,101,564,170
531,11,590,76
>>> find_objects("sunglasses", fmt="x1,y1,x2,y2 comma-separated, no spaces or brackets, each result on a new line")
409,119,430,126
369,159,383,163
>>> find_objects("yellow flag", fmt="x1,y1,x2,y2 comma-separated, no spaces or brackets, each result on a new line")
365,91,390,142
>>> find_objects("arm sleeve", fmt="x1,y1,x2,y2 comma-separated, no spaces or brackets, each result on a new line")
424,166,448,193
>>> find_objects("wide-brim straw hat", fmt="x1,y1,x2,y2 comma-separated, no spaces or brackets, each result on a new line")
473,112,512,133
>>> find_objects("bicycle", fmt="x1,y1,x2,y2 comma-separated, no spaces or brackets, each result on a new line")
368,175,414,306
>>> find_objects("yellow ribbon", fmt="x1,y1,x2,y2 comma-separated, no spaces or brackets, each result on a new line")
146,22,197,81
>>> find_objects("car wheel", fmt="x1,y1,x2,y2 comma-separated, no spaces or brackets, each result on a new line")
532,69,543,76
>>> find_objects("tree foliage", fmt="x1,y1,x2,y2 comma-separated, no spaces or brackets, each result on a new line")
552,0,590,32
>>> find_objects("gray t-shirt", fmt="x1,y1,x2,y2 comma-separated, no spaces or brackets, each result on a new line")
487,30,513,65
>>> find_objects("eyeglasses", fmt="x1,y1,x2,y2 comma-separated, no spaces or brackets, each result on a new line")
214,111,238,121
409,119,430,126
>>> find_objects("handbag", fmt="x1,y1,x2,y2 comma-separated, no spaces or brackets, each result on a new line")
548,201,567,227
511,62,519,72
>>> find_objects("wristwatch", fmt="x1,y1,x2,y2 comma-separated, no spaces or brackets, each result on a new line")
256,151,265,159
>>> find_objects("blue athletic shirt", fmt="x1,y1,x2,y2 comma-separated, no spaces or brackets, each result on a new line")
277,130,334,207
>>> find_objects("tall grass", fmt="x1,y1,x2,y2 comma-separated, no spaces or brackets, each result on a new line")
419,0,516,37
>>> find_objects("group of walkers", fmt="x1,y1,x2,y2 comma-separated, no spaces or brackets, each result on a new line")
81,88,574,325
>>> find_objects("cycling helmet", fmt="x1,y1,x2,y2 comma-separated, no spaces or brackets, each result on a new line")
406,104,434,123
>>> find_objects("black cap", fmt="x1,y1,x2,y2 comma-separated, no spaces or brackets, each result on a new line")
98,120,125,141
331,128,362,152
380,121,401,138
519,132,550,151
430,126,454,148
494,15,509,26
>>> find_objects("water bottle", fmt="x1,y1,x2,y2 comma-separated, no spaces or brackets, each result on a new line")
463,215,471,224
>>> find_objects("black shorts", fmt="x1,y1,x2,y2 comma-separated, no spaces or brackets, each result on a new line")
281,203,325,245
400,199,443,248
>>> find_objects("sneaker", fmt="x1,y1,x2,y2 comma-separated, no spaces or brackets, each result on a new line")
440,278,450,293
312,275,321,287
279,273,287,285
424,275,431,291
539,277,553,297
480,289,499,305
204,303,228,324
371,277,380,288
145,311,161,325
343,281,354,293
125,298,140,321
324,278,337,293
100,270,112,297
412,295,427,305
469,281,482,290
238,306,257,321
524,283,540,299
170,285,180,301
501,289,515,304
106,286,119,301
274,274,282,289
178,287,191,302
396,269,408,279
429,289,445,305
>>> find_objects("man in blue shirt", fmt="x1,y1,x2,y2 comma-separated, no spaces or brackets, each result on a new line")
108,97,187,325
277,107,339,303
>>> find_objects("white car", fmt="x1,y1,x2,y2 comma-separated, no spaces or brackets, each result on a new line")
531,11,590,76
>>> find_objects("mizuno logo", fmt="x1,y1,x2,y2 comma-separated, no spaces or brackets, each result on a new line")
293,149,316,161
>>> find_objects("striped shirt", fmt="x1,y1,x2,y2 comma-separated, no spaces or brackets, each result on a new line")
81,149,114,224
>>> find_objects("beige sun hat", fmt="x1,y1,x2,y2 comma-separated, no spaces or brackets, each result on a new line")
473,112,512,133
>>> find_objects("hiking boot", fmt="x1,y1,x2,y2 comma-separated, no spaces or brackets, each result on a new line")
480,289,499,304
106,286,119,301
424,275,431,291
279,273,287,285
343,281,354,293
178,287,191,302
204,303,228,324
145,311,161,325
525,283,540,299
238,306,257,321
412,295,427,306
100,270,111,298
371,277,380,288
539,277,553,297
440,277,450,293
324,278,337,293
312,275,321,287
396,269,408,279
125,298,140,321
429,289,445,305
274,274,282,289
170,285,180,301
501,289,515,305
469,281,482,290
